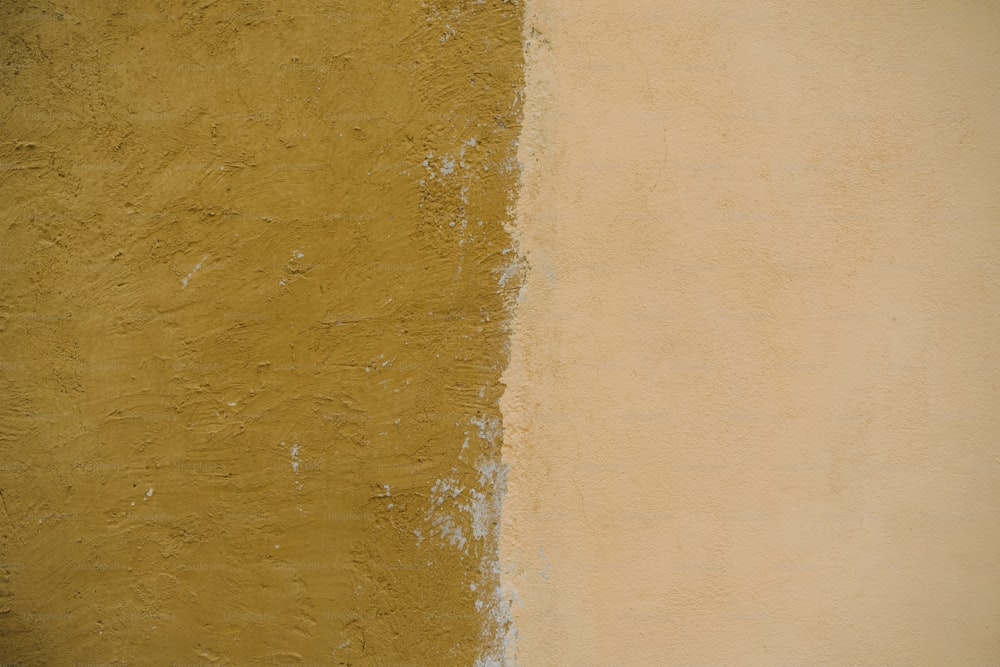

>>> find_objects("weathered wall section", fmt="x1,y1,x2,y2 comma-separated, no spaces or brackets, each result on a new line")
0,1,522,664
504,1,1000,665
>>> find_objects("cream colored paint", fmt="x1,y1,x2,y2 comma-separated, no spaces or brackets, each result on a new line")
502,1,1000,664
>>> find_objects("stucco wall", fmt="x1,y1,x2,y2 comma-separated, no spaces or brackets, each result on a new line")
0,1,522,663
2,0,999,664
503,1,1000,664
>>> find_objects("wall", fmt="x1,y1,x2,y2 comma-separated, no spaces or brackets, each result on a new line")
3,0,1000,664
503,1,1000,664
0,1,522,664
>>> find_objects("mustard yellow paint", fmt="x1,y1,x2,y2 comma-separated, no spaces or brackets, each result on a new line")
0,1,522,663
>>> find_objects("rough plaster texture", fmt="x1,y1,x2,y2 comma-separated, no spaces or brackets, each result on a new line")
503,1,1000,664
0,1,522,664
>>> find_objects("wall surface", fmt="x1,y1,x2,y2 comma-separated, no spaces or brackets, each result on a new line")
3,0,1000,665
0,1,521,664
503,0,1000,665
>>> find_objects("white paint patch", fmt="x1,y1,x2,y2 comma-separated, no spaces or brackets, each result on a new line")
496,258,523,289
460,487,491,540
286,442,303,490
181,255,208,288
424,476,470,551
471,414,501,446
431,513,467,550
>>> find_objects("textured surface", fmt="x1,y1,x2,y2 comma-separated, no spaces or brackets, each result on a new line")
503,1,1000,664
0,1,522,664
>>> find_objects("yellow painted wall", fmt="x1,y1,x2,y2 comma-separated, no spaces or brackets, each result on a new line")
0,1,521,664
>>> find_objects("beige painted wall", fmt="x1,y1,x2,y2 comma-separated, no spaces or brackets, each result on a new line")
502,1,1000,664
